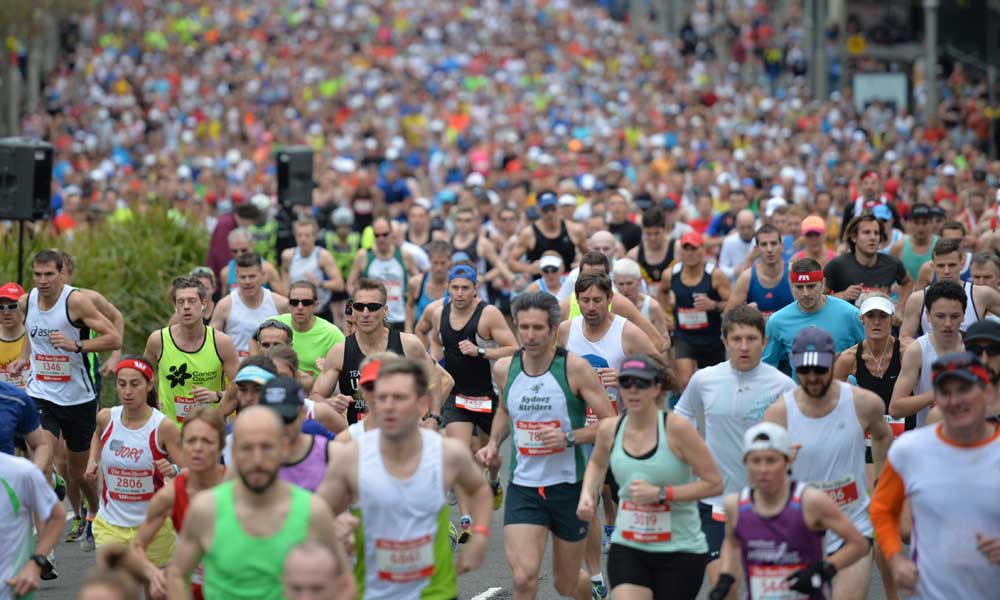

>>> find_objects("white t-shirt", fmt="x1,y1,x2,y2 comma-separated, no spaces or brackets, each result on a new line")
0,453,58,600
718,234,755,282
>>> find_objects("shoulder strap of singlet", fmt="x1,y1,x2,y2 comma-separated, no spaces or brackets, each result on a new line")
418,273,428,299
387,327,404,353
967,281,979,318
854,341,863,372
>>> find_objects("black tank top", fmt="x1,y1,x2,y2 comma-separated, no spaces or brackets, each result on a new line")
526,220,576,268
637,241,674,283
854,337,913,430
670,263,722,345
338,329,405,423
440,301,495,397
452,234,480,267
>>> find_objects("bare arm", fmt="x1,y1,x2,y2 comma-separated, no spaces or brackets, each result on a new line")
621,321,661,357
23,427,52,477
315,442,358,514
716,494,743,579
280,248,294,291
507,227,539,275
898,290,923,343
87,290,124,372
345,249,368,295
310,343,345,401
647,297,669,335
445,438,492,572
611,293,669,352
568,352,615,446
894,273,913,321
405,274,423,333
762,398,788,429
804,487,869,571
317,249,345,293
214,332,241,381
480,307,518,360
129,484,175,587
143,329,163,371
726,270,752,311
834,345,858,382
712,268,732,303
265,262,286,296
889,343,934,419
165,493,213,600
668,415,724,501
401,333,442,414
209,296,231,332
68,292,121,352
857,388,893,477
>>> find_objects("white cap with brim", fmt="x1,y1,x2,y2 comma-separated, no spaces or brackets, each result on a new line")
539,255,563,270
859,296,895,317
743,422,793,458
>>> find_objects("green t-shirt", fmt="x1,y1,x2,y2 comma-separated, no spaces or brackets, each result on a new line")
273,314,344,376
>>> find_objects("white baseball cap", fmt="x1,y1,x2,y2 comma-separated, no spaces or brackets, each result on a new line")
558,194,577,207
859,295,895,316
539,255,564,270
942,164,957,176
743,422,793,459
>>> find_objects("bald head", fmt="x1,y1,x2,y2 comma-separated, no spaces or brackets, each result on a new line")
589,230,616,258
735,209,757,242
283,541,349,600
232,406,285,493
233,405,284,442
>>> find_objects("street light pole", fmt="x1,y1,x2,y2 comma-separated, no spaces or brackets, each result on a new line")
923,0,939,123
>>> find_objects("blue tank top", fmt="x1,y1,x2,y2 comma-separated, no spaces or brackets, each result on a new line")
227,259,271,292
414,274,445,325
748,263,795,316
538,276,566,295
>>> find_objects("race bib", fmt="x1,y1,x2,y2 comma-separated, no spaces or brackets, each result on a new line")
238,350,249,359
514,420,563,456
35,353,71,382
677,308,708,330
385,280,403,305
354,199,373,214
174,395,199,421
0,366,25,388
107,466,154,502
585,397,618,425
748,564,808,600
865,415,906,447
455,394,493,413
620,501,671,543
815,475,859,509
375,535,435,582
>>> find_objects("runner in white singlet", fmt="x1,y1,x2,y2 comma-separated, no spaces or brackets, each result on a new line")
211,252,289,358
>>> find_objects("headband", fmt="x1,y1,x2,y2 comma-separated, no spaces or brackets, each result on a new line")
861,171,881,181
790,270,824,284
116,359,153,381
448,265,478,285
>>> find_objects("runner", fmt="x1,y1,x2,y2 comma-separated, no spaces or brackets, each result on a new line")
0,452,64,598
675,305,797,590
271,281,345,377
10,249,122,552
612,258,670,335
508,190,587,278
0,379,51,472
889,203,938,282
969,251,1000,290
280,216,345,320
707,422,869,600
762,259,865,377
144,276,239,426
282,540,357,600
324,206,362,330
577,353,723,600
717,210,757,282
954,319,1000,421
0,282,27,389
129,406,227,600
727,225,795,320
84,356,181,563
249,319,294,355
890,281,968,427
524,253,567,296
187,267,217,325
332,354,387,443
825,213,912,309
763,326,893,600
265,345,346,437
450,205,493,292
318,357,492,597
406,241,452,332
476,291,614,600
428,264,518,536
557,231,621,301
346,216,419,331
166,406,340,600
625,207,675,299
791,216,837,267
220,228,285,296
311,278,438,425
871,352,1000,598
211,252,290,358
670,230,731,389
911,221,971,290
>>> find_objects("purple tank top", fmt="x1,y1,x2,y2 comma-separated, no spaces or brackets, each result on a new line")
280,435,328,492
734,481,826,600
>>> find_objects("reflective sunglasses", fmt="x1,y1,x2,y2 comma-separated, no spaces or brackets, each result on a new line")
374,231,392,238
352,302,384,313
619,377,654,390
0,303,19,312
795,366,830,376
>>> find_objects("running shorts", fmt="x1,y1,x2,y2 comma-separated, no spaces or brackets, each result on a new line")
34,398,97,452
93,512,176,566
504,482,588,542
607,544,707,599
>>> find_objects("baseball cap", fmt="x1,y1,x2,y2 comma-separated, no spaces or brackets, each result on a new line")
0,282,25,301
233,365,275,386
872,204,892,221
539,254,564,270
743,422,793,458
931,351,990,387
859,295,895,317
537,191,558,209
661,198,678,211
790,326,836,369
261,376,305,422
358,359,382,386
558,193,577,207
801,216,826,235
465,172,486,187
525,205,541,221
942,164,957,176
764,196,788,217
963,320,1000,346
680,231,704,248
619,354,660,381
910,204,933,219
929,205,946,219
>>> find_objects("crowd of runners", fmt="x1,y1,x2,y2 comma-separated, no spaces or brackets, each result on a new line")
3,0,1000,599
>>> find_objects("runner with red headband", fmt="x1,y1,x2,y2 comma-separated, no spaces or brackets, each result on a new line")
763,258,865,378
83,355,183,564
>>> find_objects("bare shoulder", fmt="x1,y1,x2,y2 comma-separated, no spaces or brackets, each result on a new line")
400,332,428,357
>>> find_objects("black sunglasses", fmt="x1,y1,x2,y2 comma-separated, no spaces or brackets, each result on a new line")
374,231,391,238
619,377,654,390
352,302,384,313
289,298,316,307
795,366,830,375
541,267,561,274
966,343,1000,357
540,205,557,213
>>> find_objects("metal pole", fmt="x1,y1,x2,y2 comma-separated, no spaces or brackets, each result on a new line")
923,0,940,123
815,0,828,100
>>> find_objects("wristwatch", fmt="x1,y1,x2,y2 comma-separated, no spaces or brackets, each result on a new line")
477,347,486,357
425,414,443,426
74,340,83,353
564,430,576,448
30,554,53,577
658,487,667,505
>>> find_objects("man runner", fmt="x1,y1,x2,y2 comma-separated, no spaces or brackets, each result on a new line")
220,228,284,296
280,216,344,320
476,291,613,600
211,252,290,358
346,216,419,331
272,281,344,377
0,282,27,388
726,224,795,320
508,190,587,279
406,240,452,332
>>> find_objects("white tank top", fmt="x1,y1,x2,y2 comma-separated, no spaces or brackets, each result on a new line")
226,289,278,357
289,247,331,308
347,421,367,439
357,428,446,599
639,295,651,320
785,382,872,552
566,315,626,418
919,281,979,335
913,335,938,427
366,253,407,324
25,286,94,405
98,406,168,527
303,398,316,421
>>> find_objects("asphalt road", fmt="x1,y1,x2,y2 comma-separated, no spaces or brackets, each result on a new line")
37,439,889,600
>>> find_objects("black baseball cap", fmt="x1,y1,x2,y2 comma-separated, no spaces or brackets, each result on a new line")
910,203,933,219
964,320,1000,346
261,376,305,422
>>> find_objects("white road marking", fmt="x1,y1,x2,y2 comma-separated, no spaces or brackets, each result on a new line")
470,587,503,600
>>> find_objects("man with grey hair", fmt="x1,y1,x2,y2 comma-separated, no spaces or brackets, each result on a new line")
611,258,669,334
220,227,285,295
717,209,757,283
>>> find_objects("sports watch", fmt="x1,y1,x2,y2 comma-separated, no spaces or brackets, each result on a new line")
564,430,576,448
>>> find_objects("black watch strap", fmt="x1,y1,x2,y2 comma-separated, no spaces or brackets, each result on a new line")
30,554,52,575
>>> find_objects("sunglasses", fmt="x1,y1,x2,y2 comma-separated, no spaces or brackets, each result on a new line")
967,343,1000,357
0,303,18,312
374,231,391,238
795,366,830,375
540,205,557,213
619,377,654,390
541,267,561,274
289,298,316,307
352,302,384,313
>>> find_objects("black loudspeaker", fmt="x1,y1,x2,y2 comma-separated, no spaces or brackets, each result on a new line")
276,146,314,206
0,138,53,221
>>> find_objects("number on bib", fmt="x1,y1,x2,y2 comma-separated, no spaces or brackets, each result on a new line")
620,501,672,542
174,396,199,421
375,535,435,582
455,394,493,413
815,475,859,509
514,420,563,456
748,564,809,600
677,308,708,330
107,466,155,501
35,354,71,382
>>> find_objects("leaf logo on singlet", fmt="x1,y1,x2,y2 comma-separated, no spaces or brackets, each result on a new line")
167,363,192,388
529,382,543,394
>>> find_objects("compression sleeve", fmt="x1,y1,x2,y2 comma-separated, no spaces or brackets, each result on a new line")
869,458,906,560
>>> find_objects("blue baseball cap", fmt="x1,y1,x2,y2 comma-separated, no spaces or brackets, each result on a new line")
537,191,557,209
233,365,275,386
872,204,892,221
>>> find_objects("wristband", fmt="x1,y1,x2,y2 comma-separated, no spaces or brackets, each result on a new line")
665,486,674,502
471,524,490,537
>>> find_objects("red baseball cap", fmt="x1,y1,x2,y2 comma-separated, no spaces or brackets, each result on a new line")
0,282,25,301
680,231,704,248
358,360,382,386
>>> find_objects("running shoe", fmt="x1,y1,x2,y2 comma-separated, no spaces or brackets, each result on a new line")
591,581,608,599
458,516,471,545
448,520,459,552
80,520,95,552
51,472,66,502
490,480,503,511
41,550,58,581
65,516,86,542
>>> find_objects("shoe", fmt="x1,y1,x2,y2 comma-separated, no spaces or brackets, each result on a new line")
490,481,503,511
601,525,614,555
448,520,459,552
80,520,95,552
458,516,471,545
41,550,58,581
65,516,86,542
591,581,608,599
51,472,66,502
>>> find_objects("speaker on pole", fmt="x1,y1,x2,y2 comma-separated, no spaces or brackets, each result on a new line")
0,137,53,221
276,146,314,207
